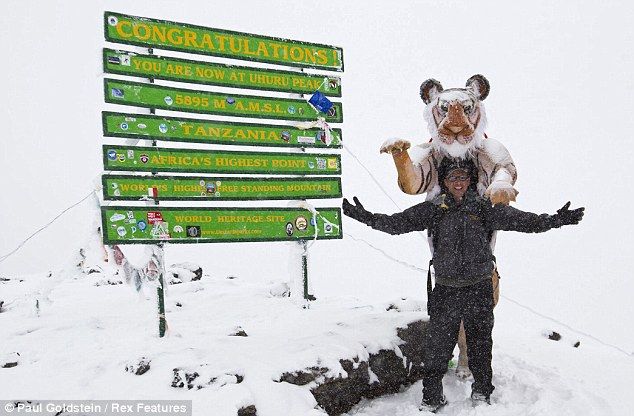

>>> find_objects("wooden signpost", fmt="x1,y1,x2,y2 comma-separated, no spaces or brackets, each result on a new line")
101,11,344,337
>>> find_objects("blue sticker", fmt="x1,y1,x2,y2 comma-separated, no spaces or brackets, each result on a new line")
287,106,296,115
308,91,333,114
111,88,124,99
108,56,121,65
107,149,117,160
120,122,128,131
159,123,168,133
226,97,235,105
137,220,147,231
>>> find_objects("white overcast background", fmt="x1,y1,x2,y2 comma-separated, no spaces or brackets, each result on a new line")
1,0,633,353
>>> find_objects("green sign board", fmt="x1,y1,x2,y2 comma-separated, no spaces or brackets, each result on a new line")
101,206,343,244
103,145,341,175
103,49,342,97
105,79,343,122
103,175,342,201
102,112,342,149
104,12,344,72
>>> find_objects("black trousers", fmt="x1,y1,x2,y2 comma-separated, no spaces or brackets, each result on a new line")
422,278,495,402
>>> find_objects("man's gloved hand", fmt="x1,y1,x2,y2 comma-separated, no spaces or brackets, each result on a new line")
552,202,585,227
342,197,375,226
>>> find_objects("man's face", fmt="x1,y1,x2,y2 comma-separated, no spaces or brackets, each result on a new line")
443,169,471,200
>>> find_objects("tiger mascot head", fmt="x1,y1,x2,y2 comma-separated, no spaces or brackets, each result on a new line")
420,75,490,159
380,74,517,205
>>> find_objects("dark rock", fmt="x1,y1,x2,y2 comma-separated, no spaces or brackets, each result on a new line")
230,327,248,337
367,349,408,397
125,358,151,375
0,301,4,313
176,302,183,307
171,368,200,389
226,275,238,280
573,341,581,348
169,263,203,283
95,279,123,287
279,319,428,415
0,277,24,283
172,367,243,390
548,331,562,341
168,277,183,285
396,320,427,382
2,352,20,369
311,360,370,415
237,405,257,416
279,367,329,386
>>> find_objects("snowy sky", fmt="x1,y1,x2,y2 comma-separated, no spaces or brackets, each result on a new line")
1,0,633,350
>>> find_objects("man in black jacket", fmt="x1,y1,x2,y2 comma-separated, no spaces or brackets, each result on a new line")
342,158,584,412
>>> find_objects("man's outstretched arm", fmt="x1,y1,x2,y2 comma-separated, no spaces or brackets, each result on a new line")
342,197,435,235
488,201,584,233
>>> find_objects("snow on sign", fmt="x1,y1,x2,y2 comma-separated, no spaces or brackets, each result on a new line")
102,112,342,149
104,12,344,71
103,145,341,175
101,206,343,244
103,49,342,97
104,78,343,122
102,175,343,201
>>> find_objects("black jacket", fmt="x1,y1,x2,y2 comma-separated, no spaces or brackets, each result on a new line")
369,190,559,286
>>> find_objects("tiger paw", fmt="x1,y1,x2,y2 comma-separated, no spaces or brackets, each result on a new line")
379,138,411,154
486,181,518,205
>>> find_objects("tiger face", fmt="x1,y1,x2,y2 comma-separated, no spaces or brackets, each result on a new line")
420,75,490,158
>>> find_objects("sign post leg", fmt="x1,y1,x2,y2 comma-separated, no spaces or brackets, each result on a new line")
156,243,167,337
301,240,316,302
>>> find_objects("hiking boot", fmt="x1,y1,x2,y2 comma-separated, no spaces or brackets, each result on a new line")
419,395,447,413
471,390,491,405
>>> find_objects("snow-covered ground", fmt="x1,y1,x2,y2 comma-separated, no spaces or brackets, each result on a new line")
2,0,634,415
2,258,632,415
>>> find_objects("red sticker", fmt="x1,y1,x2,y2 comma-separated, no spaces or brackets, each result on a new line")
147,211,163,224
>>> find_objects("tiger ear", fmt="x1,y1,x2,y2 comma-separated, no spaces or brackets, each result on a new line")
420,79,443,104
466,74,490,101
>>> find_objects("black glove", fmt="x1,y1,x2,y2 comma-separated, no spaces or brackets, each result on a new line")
342,197,375,226
551,202,585,227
